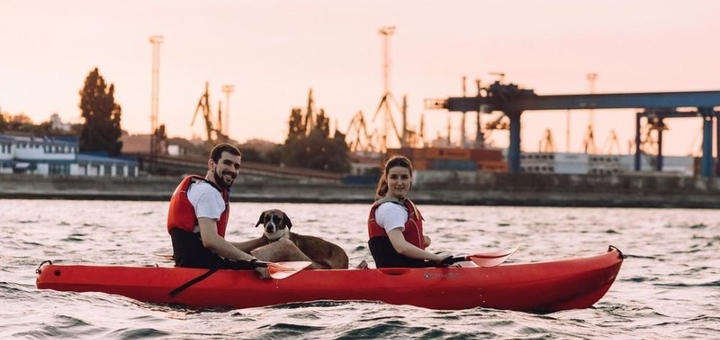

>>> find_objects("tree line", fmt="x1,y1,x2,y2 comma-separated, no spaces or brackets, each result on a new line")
1,68,350,173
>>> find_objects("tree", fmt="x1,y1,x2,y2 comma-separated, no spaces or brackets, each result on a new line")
78,68,123,156
287,108,305,141
315,109,330,138
238,147,264,162
0,110,8,131
282,121,350,173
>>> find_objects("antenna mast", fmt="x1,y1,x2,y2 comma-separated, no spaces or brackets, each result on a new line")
584,72,598,153
373,26,403,152
221,84,235,138
149,35,163,172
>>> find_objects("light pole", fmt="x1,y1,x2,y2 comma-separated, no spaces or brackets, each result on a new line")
149,35,163,172
376,26,400,151
585,72,598,154
221,84,235,138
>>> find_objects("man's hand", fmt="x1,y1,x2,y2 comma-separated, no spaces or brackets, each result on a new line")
254,267,270,279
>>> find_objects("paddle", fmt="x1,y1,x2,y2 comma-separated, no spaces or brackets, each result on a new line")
155,254,311,278
253,260,313,279
445,246,520,267
168,259,311,297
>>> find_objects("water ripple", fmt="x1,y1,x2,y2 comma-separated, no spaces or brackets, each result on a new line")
1,200,719,339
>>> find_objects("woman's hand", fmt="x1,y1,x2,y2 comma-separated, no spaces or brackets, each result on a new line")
434,253,455,267
423,235,431,248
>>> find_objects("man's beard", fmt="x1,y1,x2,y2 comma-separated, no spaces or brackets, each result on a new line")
214,170,235,189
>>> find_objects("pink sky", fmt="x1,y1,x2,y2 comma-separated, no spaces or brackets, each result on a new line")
2,0,719,156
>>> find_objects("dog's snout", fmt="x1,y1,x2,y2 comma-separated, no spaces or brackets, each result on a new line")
266,218,277,232
258,210,291,236
263,213,283,233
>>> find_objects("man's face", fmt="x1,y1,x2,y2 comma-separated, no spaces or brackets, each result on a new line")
211,151,241,188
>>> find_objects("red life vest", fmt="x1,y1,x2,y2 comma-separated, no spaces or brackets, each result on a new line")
367,197,425,249
167,175,230,238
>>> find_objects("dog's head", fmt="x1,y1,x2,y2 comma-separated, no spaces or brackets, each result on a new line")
255,209,292,235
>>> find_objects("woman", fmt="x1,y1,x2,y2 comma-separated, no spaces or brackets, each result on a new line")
367,155,452,268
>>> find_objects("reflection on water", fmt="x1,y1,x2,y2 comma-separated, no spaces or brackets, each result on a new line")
1,199,718,339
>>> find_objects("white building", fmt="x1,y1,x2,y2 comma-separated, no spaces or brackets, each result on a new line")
519,151,696,176
0,133,138,176
50,113,73,132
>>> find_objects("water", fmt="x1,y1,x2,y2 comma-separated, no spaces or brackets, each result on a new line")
1,199,718,339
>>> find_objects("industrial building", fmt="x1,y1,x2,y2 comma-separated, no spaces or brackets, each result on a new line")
0,133,138,177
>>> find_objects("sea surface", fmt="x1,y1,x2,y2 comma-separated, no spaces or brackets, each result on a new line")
1,199,718,339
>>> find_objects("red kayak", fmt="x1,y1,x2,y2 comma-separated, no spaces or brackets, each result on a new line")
36,246,623,313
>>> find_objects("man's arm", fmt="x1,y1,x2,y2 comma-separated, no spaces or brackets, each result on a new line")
231,237,267,253
198,217,255,261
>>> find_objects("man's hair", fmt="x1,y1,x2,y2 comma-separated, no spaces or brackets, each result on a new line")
209,143,242,163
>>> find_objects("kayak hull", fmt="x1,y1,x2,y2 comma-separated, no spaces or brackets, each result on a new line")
36,247,624,313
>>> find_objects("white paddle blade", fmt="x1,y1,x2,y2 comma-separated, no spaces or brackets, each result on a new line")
467,246,520,268
267,261,313,279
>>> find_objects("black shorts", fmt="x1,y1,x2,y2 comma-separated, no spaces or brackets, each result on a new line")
169,228,254,270
368,236,436,268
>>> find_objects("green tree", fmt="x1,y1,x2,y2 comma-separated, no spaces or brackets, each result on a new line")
265,144,283,164
282,125,350,172
78,68,123,156
0,111,8,131
287,108,305,141
315,109,330,138
238,147,264,162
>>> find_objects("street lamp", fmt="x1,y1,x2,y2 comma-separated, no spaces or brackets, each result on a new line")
221,84,235,138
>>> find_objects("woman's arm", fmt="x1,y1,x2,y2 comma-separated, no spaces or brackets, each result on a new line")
387,228,446,263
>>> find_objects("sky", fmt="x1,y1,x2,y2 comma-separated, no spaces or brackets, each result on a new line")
2,0,720,156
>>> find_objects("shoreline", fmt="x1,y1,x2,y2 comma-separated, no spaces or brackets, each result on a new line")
2,173,720,209
5,191,720,209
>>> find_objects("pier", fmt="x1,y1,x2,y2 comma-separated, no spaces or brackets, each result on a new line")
3,172,720,209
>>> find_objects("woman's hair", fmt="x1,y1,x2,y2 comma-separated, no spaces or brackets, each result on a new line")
375,155,414,198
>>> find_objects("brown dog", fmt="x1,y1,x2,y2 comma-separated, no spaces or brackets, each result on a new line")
253,209,349,269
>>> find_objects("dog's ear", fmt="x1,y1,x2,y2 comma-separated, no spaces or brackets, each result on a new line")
255,212,265,228
284,214,292,230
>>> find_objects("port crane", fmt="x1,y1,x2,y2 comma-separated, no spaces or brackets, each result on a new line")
602,130,622,155
345,111,376,152
191,82,228,148
539,129,555,153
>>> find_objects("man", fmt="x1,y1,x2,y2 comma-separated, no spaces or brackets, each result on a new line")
167,143,267,274
168,143,319,276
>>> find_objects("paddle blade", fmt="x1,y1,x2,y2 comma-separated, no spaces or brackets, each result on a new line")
466,246,520,268
154,253,174,261
266,261,312,279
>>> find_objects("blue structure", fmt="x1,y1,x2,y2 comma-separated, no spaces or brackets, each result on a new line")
426,82,720,177
635,109,719,175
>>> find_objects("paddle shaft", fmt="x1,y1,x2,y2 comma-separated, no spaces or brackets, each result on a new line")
168,259,311,297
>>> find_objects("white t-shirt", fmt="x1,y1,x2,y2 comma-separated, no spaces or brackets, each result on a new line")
186,181,226,232
375,202,409,233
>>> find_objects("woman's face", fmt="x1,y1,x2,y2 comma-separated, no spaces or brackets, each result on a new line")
386,165,412,198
